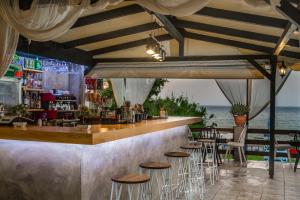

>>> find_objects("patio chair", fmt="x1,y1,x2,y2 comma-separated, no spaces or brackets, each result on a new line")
225,126,248,166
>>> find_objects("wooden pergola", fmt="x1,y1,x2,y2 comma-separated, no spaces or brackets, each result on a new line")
16,0,300,178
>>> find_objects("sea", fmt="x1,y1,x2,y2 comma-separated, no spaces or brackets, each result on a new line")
206,106,300,130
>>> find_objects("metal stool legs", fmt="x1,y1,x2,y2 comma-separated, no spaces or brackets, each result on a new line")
203,141,219,185
140,167,172,200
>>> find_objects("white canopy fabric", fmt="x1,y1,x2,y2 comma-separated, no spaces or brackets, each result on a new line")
134,0,210,17
216,68,291,120
89,61,264,79
0,16,18,77
0,0,124,77
111,78,155,107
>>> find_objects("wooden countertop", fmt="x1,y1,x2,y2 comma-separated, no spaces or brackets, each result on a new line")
0,117,200,145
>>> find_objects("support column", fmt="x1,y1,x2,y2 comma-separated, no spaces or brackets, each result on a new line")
179,40,184,57
269,55,277,178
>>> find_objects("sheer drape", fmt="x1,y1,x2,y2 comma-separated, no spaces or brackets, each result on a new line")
125,78,155,105
0,0,123,77
216,69,291,120
111,78,126,107
0,0,88,41
134,0,210,17
111,78,155,107
0,17,18,77
243,0,280,8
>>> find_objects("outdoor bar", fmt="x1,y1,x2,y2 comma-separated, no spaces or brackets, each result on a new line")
1,0,300,200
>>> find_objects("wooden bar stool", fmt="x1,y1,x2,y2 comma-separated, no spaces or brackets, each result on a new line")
110,173,151,200
181,143,205,200
139,162,172,200
164,151,190,199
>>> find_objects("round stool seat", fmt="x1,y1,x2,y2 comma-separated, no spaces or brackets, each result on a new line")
139,162,171,169
180,144,202,150
111,173,150,184
164,151,190,158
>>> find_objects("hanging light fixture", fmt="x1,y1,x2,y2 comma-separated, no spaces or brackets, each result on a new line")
146,36,155,55
279,61,287,78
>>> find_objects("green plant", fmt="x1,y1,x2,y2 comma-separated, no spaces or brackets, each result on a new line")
10,104,28,117
230,103,249,116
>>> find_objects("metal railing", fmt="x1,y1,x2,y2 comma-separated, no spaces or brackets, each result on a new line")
190,127,300,158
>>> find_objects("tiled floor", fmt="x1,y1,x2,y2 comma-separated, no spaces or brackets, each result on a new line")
204,161,300,200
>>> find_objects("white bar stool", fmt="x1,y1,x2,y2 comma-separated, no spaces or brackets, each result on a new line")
164,151,190,199
110,173,151,200
197,139,219,185
180,143,205,200
139,162,172,200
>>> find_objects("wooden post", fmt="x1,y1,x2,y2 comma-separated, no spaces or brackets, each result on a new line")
269,55,277,178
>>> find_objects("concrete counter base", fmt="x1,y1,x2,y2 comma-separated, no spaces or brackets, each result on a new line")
0,125,188,200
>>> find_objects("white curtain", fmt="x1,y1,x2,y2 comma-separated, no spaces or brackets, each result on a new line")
125,78,155,105
111,78,126,107
111,78,155,107
0,17,18,77
0,0,88,41
134,0,210,17
243,0,280,8
0,0,123,77
216,69,291,120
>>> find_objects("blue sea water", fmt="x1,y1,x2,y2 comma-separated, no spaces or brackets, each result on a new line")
206,106,300,130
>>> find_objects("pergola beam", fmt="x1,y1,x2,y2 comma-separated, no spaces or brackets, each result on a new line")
184,31,300,59
273,22,297,55
63,23,160,48
94,55,270,63
246,58,271,80
152,13,184,43
176,20,299,48
196,7,288,29
89,34,172,55
272,0,300,55
277,0,300,27
71,4,144,29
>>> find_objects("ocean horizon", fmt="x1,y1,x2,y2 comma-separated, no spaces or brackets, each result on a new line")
205,105,300,130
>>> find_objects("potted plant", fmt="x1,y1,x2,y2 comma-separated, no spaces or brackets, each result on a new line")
76,105,91,125
10,104,29,127
230,103,249,126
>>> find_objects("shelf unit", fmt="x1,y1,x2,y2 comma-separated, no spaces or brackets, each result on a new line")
26,109,45,112
22,86,44,92
23,68,44,73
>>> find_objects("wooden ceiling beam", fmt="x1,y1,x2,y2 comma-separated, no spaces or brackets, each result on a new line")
151,13,184,43
273,22,297,55
176,19,299,48
196,7,288,29
183,31,300,59
276,0,300,27
63,22,159,47
89,34,172,55
246,58,271,80
71,4,144,29
272,0,299,55
93,55,270,63
17,36,93,67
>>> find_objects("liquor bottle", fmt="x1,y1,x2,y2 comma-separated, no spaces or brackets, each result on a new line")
34,57,42,70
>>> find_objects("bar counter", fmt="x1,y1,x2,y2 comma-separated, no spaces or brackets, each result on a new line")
0,117,199,144
0,117,199,200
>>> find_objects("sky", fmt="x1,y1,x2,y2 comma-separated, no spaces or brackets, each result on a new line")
159,71,300,107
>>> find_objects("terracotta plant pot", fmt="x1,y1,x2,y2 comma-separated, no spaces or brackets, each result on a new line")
234,115,247,126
